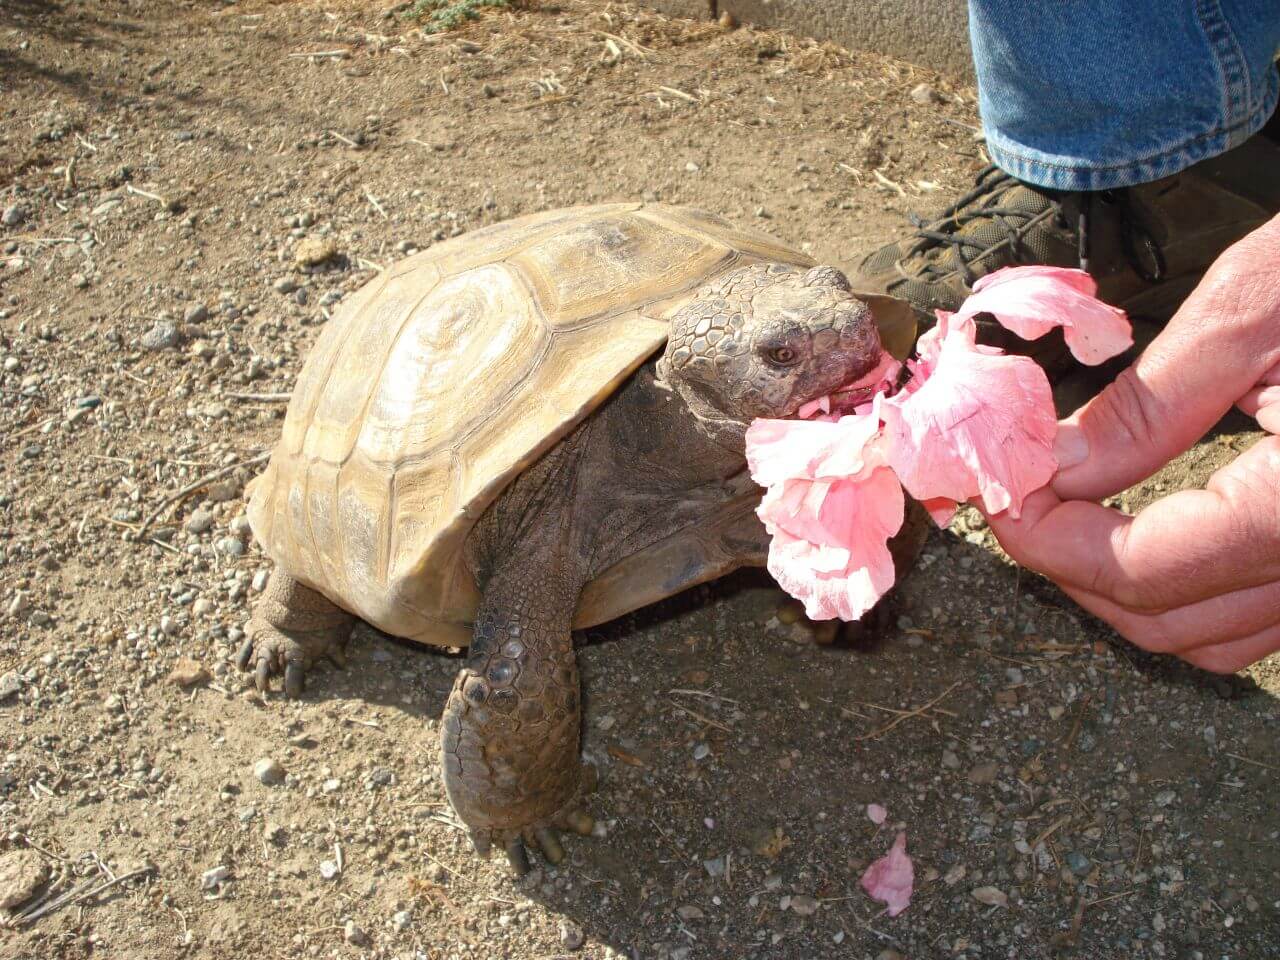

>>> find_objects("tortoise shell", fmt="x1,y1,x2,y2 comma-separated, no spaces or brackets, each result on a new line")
246,203,912,647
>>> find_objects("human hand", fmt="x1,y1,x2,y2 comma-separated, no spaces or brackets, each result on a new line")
984,213,1280,672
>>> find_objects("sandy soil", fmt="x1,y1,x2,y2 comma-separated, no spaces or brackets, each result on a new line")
2,1,1278,958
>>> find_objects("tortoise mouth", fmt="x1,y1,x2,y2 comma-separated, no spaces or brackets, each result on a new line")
792,351,902,420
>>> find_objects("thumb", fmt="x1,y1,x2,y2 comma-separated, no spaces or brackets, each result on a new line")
1052,215,1280,502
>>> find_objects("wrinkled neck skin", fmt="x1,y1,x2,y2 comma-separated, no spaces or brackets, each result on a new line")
655,360,749,456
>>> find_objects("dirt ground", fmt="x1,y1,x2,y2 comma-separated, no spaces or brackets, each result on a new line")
2,1,1279,958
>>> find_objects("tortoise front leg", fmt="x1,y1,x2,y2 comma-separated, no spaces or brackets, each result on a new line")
441,566,595,874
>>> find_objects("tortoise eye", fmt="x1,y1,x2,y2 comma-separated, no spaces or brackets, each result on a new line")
766,346,799,366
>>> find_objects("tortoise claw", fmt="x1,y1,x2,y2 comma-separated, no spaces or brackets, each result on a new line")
560,809,595,836
235,637,255,672
532,826,564,864
255,657,272,692
468,828,492,859
284,661,305,698
504,836,531,876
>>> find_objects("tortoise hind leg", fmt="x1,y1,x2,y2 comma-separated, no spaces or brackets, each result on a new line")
236,570,355,697
441,564,595,875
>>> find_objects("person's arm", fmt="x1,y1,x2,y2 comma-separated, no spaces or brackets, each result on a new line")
985,214,1280,673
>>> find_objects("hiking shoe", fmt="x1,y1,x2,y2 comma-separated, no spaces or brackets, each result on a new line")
850,134,1280,380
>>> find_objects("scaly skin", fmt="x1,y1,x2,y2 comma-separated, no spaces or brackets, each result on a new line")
236,571,354,697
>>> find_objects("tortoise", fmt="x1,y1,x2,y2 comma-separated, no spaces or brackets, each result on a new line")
239,202,924,872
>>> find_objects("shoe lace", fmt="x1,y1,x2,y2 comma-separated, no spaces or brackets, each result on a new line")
904,164,1166,285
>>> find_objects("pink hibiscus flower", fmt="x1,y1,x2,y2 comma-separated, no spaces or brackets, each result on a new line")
745,266,1133,621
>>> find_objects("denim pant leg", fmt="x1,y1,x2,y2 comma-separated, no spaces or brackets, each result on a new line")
969,0,1280,190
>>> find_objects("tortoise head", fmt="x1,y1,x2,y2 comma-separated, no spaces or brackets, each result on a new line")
656,263,884,445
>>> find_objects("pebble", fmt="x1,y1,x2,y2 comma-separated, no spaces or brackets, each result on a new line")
184,303,209,324
343,920,369,946
1154,789,1177,808
185,509,215,534
392,909,413,932
968,762,999,784
692,742,711,761
273,277,297,294
6,592,29,618
141,322,182,351
676,904,703,921
294,236,337,267
1065,851,1092,877
559,920,585,950
320,860,341,880
909,82,943,104
168,659,210,687
253,757,286,785
971,885,1008,907
789,894,819,916
201,865,230,889
0,670,23,701
217,537,246,558
263,821,285,844
0,850,49,908
193,598,214,616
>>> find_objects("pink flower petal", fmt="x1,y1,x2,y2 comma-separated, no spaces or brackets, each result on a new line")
866,803,887,825
946,265,1132,366
757,465,905,621
860,831,914,917
746,404,883,487
881,322,1057,519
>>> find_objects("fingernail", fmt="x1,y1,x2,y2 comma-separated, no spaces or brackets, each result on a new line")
1054,423,1089,470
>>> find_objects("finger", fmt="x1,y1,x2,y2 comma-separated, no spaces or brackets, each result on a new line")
1053,578,1280,656
987,437,1280,612
1180,625,1280,674
1237,385,1280,434
1051,214,1280,501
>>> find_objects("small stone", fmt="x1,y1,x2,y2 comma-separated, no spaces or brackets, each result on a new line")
71,273,90,289
263,821,285,844
0,671,23,701
392,909,413,932
294,236,337,267
216,537,246,558
184,303,209,324
971,885,1008,907
168,659,210,687
0,850,49,908
941,749,960,769
875,951,906,960
319,859,340,880
684,160,700,173
909,82,942,105
1154,789,1177,808
6,592,29,618
1065,851,1092,877
343,920,369,946
676,904,704,921
692,742,711,761
968,762,999,785
185,509,215,534
251,569,270,592
141,322,182,351
789,894,820,916
273,277,297,294
559,920,584,950
205,480,240,502
943,863,966,886
193,598,214,616
702,856,726,878
201,865,230,889
253,758,285,785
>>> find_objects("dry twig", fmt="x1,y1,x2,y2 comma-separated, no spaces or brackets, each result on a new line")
135,451,270,538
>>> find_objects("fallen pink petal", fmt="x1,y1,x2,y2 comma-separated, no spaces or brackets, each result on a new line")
860,831,914,917
945,265,1133,366
866,803,887,825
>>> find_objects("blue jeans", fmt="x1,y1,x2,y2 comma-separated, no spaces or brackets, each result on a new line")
970,0,1280,190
